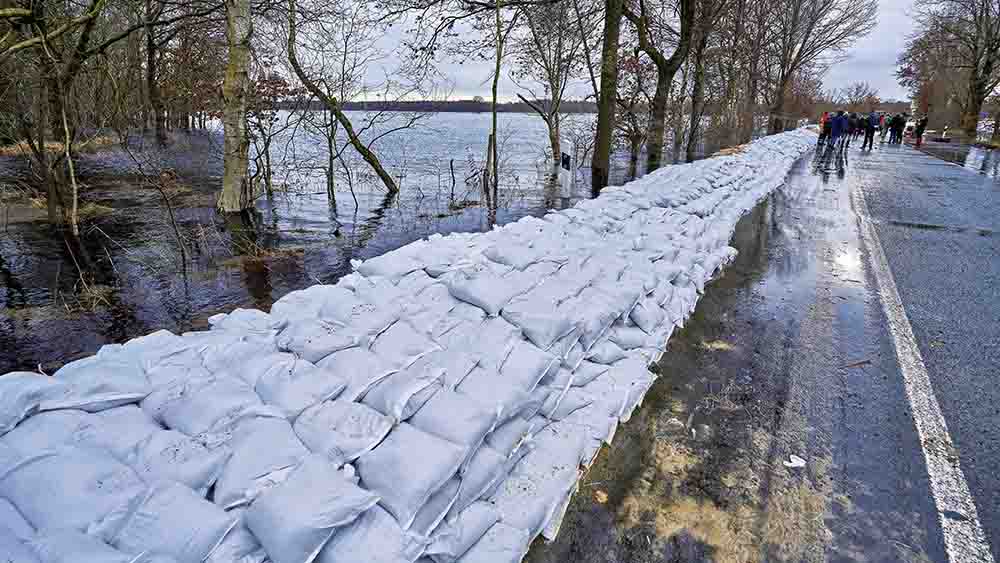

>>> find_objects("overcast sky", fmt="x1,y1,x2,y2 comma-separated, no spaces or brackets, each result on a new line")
823,0,915,101
370,0,917,103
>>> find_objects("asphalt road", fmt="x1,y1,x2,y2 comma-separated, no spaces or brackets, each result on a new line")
525,139,999,562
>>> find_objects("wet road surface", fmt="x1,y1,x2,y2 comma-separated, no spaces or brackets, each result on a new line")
525,141,999,562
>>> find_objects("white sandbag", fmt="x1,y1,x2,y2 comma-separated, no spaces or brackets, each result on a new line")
628,297,665,334
418,350,478,391
396,270,439,294
585,340,627,365
246,455,379,563
0,497,33,540
91,481,238,563
354,244,428,281
356,423,465,530
210,308,286,335
566,289,620,351
318,299,399,343
154,375,263,437
276,320,359,364
448,445,504,516
254,355,347,419
453,317,522,373
426,502,500,563
27,529,147,563
201,337,279,374
44,354,151,412
294,400,393,466
541,388,594,421
482,243,567,271
126,430,230,494
316,505,427,563
444,270,518,317
77,405,161,459
205,518,268,563
499,303,575,351
213,415,310,509
0,372,66,436
409,390,497,470
0,524,39,563
498,340,558,392
453,522,530,563
371,320,442,370
316,347,398,401
362,358,445,422
483,417,532,459
270,285,353,323
560,341,585,371
456,368,531,425
489,466,578,540
538,366,574,390
608,324,652,350
0,447,145,531
411,477,460,536
145,362,211,393
570,361,609,387
0,409,91,456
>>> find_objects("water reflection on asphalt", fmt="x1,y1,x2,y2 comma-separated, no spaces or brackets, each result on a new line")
524,147,943,563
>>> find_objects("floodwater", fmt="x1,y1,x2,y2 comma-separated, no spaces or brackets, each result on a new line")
916,140,1000,177
524,146,944,563
0,111,729,373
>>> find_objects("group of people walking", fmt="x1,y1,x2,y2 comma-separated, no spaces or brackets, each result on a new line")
817,111,928,150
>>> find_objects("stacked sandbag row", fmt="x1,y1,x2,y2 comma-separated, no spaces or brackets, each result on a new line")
0,128,815,563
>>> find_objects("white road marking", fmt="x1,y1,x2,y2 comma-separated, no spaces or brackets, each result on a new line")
853,186,996,563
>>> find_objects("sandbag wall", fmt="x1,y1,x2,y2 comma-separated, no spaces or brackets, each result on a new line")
0,129,816,563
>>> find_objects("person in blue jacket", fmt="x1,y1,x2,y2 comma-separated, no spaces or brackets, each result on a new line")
829,110,848,149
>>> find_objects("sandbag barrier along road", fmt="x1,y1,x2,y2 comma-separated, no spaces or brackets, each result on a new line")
0,129,817,563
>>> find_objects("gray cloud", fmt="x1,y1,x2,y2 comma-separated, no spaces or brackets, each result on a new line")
823,0,915,100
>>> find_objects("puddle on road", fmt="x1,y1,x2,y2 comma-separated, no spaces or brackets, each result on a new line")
525,153,940,563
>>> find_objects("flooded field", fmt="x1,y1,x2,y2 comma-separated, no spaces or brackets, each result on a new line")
0,111,734,372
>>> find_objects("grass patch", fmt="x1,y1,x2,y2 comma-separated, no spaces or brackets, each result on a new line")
0,136,118,156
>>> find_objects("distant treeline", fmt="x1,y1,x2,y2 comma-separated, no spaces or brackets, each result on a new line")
276,99,598,113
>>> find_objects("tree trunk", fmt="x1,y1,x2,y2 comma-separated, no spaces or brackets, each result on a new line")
488,0,502,205
627,134,641,179
685,32,708,163
547,114,560,166
962,81,987,139
768,75,790,135
218,0,253,213
286,0,398,195
591,0,623,193
145,0,166,145
625,0,695,173
648,74,671,171
671,65,688,164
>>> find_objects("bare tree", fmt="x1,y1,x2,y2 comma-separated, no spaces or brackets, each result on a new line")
764,0,877,133
910,0,1000,136
836,80,880,112
512,0,592,163
623,0,695,172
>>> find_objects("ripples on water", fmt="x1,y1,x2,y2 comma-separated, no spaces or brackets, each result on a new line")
0,112,602,371
0,110,730,371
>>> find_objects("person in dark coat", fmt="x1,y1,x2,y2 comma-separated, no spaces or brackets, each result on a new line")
914,116,929,147
892,114,907,144
862,111,878,150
